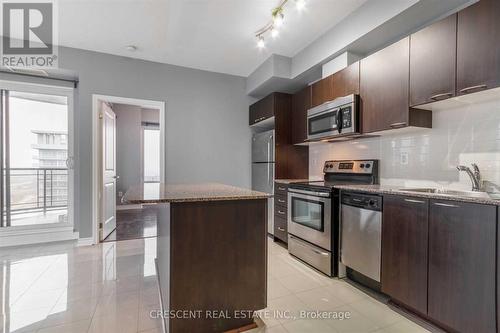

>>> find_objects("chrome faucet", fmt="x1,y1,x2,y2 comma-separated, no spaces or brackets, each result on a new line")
457,164,482,191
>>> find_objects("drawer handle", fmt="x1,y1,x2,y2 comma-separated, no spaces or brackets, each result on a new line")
277,210,285,215
290,235,329,256
278,199,286,203
277,227,285,232
312,249,330,257
460,84,487,94
433,202,460,208
278,187,286,191
404,199,426,204
429,92,453,101
389,122,407,128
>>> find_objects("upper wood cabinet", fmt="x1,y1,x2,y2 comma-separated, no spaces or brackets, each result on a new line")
332,62,360,100
410,15,457,106
311,75,333,107
428,200,496,333
381,195,428,315
291,85,311,144
249,94,274,125
361,37,431,133
360,38,409,133
457,0,500,95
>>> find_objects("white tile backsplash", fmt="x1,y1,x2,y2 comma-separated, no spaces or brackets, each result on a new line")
309,99,500,190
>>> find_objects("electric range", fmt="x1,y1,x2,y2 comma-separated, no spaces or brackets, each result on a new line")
287,160,379,276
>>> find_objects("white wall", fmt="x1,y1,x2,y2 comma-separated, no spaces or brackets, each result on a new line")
114,104,153,197
309,99,500,190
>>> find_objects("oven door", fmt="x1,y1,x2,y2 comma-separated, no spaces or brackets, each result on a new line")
307,108,340,141
287,189,332,251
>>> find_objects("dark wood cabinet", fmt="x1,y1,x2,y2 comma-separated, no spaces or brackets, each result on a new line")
428,200,496,333
274,215,287,243
249,93,274,125
360,37,431,133
311,75,333,107
274,182,288,243
410,15,457,106
457,0,500,95
291,86,311,144
498,206,500,333
381,195,428,315
332,62,360,100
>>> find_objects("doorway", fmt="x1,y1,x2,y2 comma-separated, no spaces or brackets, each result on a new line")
0,80,75,247
92,95,165,244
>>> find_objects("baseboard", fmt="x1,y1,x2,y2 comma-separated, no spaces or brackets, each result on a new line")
0,225,78,247
77,237,95,247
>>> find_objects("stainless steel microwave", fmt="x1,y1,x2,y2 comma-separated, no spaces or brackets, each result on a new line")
307,94,360,141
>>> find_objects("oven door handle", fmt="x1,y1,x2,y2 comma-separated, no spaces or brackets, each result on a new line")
288,188,331,197
336,108,343,133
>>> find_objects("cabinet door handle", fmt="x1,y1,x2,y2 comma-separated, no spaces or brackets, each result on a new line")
389,122,407,128
277,227,285,232
278,187,286,191
460,84,487,94
433,202,460,208
429,92,453,101
277,210,285,215
277,199,286,203
404,199,426,204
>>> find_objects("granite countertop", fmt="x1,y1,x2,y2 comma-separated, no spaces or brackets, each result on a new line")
123,183,270,204
334,184,500,206
275,179,309,184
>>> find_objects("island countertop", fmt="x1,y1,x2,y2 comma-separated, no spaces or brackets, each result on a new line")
122,182,270,204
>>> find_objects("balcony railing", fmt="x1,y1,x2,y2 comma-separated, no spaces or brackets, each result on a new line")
6,168,68,215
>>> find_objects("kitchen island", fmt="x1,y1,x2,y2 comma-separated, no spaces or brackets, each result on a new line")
123,183,269,333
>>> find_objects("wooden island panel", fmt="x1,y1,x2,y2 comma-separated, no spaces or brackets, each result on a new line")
168,199,267,332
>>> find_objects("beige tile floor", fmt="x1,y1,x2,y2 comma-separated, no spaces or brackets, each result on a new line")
0,237,431,333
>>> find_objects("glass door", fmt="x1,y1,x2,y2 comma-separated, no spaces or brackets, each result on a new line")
142,126,160,183
291,196,325,231
0,84,73,229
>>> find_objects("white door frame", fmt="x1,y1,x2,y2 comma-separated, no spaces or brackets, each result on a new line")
92,94,166,245
0,79,76,247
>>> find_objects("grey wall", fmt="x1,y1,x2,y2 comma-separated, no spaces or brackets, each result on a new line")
114,103,143,198
3,47,253,238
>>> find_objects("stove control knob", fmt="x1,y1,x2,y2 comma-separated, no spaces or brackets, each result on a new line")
360,163,365,168
365,163,371,168
368,199,376,207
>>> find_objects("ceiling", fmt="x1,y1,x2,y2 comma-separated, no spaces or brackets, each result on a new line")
57,0,368,77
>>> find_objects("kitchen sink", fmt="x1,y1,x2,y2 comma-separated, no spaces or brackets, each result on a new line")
399,188,492,199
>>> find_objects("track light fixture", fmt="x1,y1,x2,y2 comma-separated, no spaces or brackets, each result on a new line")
254,0,306,48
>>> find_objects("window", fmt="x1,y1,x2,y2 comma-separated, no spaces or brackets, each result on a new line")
143,128,160,183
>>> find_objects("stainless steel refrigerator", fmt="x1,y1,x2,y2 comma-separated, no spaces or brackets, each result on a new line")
252,130,275,235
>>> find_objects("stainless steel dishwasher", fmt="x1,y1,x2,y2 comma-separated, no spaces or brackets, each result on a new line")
340,192,382,282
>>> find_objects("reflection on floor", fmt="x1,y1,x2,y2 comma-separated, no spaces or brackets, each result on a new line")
0,237,431,333
0,238,161,333
104,207,157,242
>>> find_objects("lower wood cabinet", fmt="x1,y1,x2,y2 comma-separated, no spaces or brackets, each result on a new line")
381,195,428,315
381,196,498,333
274,182,288,243
274,215,287,243
428,200,496,333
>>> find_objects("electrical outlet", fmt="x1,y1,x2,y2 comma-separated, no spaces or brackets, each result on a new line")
118,191,123,197
400,152,409,165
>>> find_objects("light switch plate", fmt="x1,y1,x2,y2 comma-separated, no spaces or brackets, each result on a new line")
400,152,409,165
